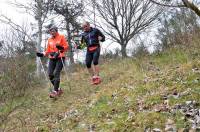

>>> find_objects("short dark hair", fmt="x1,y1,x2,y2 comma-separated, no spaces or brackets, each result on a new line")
49,26,58,32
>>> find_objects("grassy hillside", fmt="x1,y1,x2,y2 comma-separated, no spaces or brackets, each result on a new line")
1,45,200,131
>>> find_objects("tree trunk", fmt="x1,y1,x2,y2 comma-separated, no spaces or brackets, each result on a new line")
66,21,74,64
121,44,127,57
65,21,75,72
182,0,200,17
36,9,42,77
36,53,41,76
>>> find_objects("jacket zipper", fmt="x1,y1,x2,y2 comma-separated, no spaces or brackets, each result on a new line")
89,33,92,45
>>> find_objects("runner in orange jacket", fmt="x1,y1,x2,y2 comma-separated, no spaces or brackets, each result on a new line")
44,27,68,59
36,26,69,98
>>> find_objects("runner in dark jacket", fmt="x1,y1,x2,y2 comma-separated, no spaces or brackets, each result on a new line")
81,21,105,84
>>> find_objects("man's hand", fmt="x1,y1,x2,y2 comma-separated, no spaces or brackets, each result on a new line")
36,52,44,57
56,44,64,50
98,36,103,41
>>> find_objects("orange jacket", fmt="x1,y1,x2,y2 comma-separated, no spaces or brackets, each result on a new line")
44,33,69,59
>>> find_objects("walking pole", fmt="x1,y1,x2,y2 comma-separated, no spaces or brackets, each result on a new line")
38,57,48,81
38,57,54,91
60,56,67,75
60,54,72,91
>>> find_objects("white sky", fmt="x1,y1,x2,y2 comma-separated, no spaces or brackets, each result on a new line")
0,0,32,24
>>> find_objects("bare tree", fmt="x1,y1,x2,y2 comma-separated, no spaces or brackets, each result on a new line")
0,15,36,58
91,0,162,57
0,15,33,41
10,0,55,76
157,8,200,49
149,0,200,16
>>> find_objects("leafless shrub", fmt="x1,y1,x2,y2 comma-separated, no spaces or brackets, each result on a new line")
157,8,200,49
131,44,149,57
0,26,38,130
0,54,37,130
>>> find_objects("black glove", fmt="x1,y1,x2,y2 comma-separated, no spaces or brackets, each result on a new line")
36,52,44,57
56,45,64,50
50,52,55,57
50,52,60,58
53,52,60,58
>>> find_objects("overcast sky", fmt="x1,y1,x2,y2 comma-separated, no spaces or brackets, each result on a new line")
0,0,33,25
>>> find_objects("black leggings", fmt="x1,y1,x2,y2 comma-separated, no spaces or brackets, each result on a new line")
48,58,64,91
86,47,100,68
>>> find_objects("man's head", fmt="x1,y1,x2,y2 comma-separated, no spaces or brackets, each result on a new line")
82,21,91,32
49,26,58,37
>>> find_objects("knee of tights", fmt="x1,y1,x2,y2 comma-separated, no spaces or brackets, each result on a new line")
86,63,92,68
93,61,98,65
54,77,60,82
49,75,54,80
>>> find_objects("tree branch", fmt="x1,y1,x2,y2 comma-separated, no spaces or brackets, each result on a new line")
182,0,200,16
149,0,185,8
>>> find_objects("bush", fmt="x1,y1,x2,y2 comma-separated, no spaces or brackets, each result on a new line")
0,55,36,103
131,44,149,57
0,55,38,128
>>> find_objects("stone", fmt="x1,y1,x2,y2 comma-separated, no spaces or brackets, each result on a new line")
152,128,161,132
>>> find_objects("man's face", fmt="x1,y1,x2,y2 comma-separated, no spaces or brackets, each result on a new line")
49,29,57,37
82,23,90,32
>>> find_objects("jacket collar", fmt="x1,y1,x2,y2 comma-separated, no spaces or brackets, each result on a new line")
51,32,59,38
